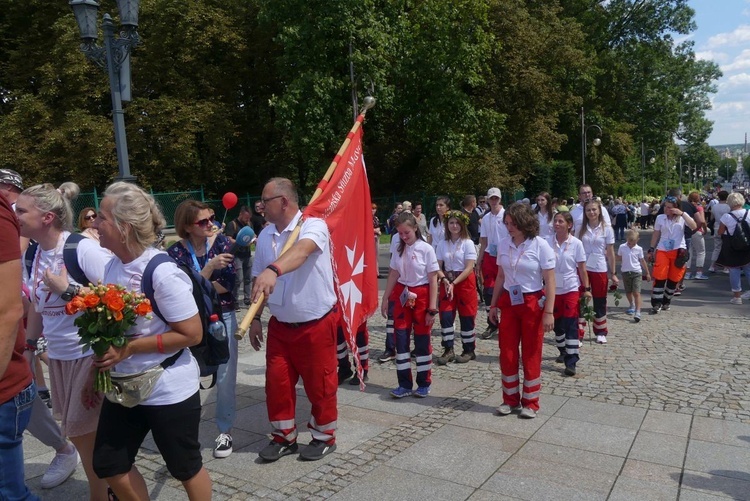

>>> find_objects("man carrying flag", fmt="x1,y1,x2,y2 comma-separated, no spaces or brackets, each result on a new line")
247,103,377,463
249,177,340,462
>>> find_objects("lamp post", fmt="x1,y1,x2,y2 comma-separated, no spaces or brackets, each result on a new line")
69,0,140,182
664,147,669,196
640,140,656,200
581,107,602,186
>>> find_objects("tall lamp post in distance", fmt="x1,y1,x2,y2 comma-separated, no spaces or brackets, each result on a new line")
641,141,656,200
581,107,602,186
69,0,140,182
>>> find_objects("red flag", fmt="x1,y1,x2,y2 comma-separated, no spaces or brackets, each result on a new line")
303,117,379,378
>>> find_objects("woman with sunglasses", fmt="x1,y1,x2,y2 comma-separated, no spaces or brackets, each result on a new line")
78,207,100,242
167,200,237,459
647,195,697,313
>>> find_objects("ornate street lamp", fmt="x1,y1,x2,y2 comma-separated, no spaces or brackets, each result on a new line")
69,0,141,182
581,108,602,186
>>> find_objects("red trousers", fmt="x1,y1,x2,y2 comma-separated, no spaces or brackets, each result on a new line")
266,309,339,444
498,290,544,411
481,254,499,289
438,273,479,317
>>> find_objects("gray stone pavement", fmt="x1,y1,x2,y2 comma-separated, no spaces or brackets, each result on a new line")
23,234,750,500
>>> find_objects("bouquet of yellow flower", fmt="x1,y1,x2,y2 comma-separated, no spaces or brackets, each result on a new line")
65,283,153,392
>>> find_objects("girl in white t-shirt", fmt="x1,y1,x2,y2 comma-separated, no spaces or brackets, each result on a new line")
16,182,111,499
489,203,556,419
381,212,439,399
577,199,617,344
89,182,211,499
618,229,651,322
435,211,478,366
548,212,590,376
427,196,449,248
534,191,555,239
647,195,697,313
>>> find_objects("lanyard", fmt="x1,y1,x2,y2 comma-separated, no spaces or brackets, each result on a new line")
186,239,209,273
507,240,528,284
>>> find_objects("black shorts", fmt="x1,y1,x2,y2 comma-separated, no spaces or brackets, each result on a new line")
93,391,202,481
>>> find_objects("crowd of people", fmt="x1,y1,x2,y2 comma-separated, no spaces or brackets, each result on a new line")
1,165,747,499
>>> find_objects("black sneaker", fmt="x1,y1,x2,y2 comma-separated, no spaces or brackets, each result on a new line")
650,305,661,315
38,389,52,409
564,366,576,376
259,440,298,462
378,350,396,363
555,354,565,364
480,325,496,340
299,439,336,461
338,367,354,385
213,433,233,458
348,371,368,385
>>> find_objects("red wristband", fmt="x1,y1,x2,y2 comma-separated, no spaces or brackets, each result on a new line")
267,263,282,276
156,334,165,354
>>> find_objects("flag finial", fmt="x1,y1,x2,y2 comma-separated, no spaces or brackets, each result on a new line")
360,96,376,115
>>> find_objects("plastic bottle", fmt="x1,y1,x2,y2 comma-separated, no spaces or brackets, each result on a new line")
208,314,227,341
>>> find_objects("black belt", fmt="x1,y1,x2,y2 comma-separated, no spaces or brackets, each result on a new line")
277,307,335,329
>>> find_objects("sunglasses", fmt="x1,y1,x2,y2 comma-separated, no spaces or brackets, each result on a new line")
664,196,678,204
193,215,216,228
84,214,97,221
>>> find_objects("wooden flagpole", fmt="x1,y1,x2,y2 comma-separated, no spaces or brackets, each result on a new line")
235,97,376,340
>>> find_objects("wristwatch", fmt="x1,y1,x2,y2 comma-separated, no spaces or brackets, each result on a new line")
584,286,592,292
60,284,78,302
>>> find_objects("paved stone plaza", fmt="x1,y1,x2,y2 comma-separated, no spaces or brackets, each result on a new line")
23,237,750,500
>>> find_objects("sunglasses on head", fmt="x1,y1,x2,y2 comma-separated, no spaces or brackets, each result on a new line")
664,196,678,204
84,214,97,221
193,215,216,227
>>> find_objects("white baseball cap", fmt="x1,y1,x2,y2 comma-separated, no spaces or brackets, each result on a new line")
487,187,501,199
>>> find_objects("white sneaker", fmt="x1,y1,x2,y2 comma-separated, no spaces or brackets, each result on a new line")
722,268,730,275
730,297,743,305
741,291,750,300
694,272,709,280
596,335,607,344
519,407,537,419
496,404,522,415
41,447,79,489
684,272,694,280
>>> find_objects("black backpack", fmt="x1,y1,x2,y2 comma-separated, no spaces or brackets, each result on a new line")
24,233,92,285
142,253,230,389
729,210,750,252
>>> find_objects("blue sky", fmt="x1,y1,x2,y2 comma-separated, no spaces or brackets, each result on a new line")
690,0,750,146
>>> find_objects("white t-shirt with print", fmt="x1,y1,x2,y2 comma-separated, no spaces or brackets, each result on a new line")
436,238,477,272
105,247,200,406
618,243,644,273
389,239,439,287
580,223,615,273
654,214,687,251
27,231,111,360
497,236,555,293
547,235,586,294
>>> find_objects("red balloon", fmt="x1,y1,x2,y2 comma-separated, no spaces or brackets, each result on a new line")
222,192,238,210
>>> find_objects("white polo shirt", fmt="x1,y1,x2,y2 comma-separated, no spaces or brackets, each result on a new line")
571,203,612,235
428,217,445,248
480,208,508,257
580,223,615,273
251,211,336,323
496,236,555,293
618,243,644,273
537,212,555,239
436,238,477,272
389,239,439,287
654,214,687,251
547,235,586,294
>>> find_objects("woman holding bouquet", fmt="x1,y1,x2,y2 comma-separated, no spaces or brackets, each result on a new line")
16,182,111,500
90,182,212,500
168,200,237,459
